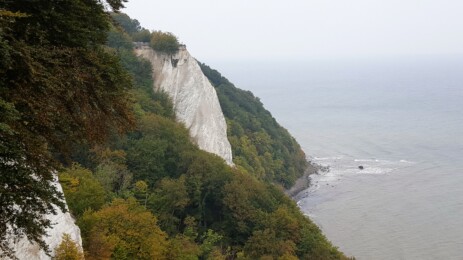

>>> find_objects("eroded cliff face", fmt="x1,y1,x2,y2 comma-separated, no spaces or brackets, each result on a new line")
8,179,82,259
135,45,234,165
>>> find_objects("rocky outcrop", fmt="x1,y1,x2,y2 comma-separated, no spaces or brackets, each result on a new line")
135,45,234,165
8,179,82,259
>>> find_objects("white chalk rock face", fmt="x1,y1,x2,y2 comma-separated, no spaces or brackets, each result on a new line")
9,179,82,259
135,45,234,165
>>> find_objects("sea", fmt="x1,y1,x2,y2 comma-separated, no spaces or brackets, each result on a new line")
214,56,463,260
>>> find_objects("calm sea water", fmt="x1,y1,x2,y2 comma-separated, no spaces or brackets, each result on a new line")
215,57,463,259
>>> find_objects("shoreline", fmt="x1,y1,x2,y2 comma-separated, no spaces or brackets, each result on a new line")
285,161,327,200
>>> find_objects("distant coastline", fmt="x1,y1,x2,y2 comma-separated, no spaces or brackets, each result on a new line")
286,161,327,200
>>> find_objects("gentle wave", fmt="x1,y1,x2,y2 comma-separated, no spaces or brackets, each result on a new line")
312,156,345,161
354,158,389,163
308,156,416,187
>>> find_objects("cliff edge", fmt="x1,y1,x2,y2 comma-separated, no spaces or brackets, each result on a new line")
135,45,234,165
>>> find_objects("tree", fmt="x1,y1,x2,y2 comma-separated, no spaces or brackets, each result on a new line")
244,228,296,259
199,229,223,258
59,164,107,217
148,176,189,234
106,25,133,50
110,13,142,35
53,233,84,260
0,0,133,256
125,113,193,184
166,235,201,260
150,31,180,54
93,149,133,195
80,198,167,260
109,13,152,43
134,180,149,207
132,29,152,42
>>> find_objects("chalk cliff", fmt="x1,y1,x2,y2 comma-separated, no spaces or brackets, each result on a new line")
8,179,82,259
135,45,234,165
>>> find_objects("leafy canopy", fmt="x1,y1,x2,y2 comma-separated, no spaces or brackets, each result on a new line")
78,198,168,260
150,31,180,54
54,233,85,260
0,0,133,257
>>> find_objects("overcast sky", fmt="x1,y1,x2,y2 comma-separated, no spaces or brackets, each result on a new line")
123,0,463,62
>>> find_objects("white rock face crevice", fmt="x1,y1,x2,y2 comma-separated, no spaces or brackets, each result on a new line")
135,45,234,165
7,179,82,260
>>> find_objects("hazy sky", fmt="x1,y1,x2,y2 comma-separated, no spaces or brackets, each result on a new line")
124,0,463,62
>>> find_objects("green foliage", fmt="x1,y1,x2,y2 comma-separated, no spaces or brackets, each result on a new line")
150,31,180,54
199,229,223,258
79,198,168,260
93,149,133,195
148,176,190,234
59,164,107,217
110,12,152,43
53,233,85,260
125,113,194,184
111,12,142,35
244,228,296,258
0,0,133,255
132,29,152,42
166,234,201,260
106,25,133,50
3,1,113,47
134,180,149,207
199,62,308,188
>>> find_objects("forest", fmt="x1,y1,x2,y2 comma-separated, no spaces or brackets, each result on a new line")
0,1,348,259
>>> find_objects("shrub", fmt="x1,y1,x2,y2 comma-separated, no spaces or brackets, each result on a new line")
54,233,84,260
150,31,180,54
